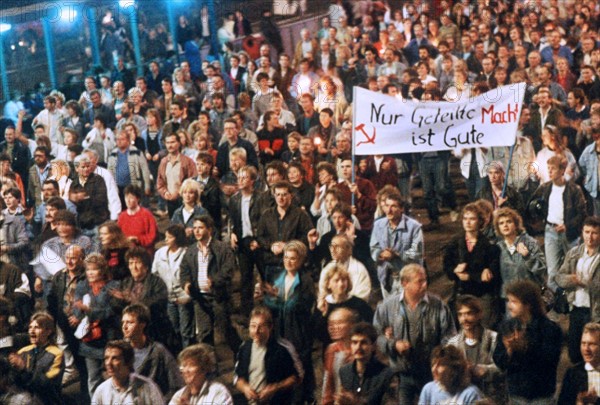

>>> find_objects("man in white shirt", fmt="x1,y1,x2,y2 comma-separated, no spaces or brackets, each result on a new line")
556,217,600,364
32,96,64,144
558,322,600,404
529,155,586,294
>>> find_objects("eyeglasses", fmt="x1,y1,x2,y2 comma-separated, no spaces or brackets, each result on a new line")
329,244,343,250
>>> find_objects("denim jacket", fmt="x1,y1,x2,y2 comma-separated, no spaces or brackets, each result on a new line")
578,142,600,198
370,215,424,290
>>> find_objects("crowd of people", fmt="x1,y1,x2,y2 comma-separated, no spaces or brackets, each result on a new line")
0,0,599,404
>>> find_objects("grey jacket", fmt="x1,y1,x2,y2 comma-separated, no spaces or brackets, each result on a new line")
373,292,456,383
107,145,151,192
556,244,600,321
447,329,500,378
2,213,30,269
497,232,547,297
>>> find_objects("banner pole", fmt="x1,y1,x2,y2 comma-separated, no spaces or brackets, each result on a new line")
351,85,357,206
502,83,526,198
502,142,516,198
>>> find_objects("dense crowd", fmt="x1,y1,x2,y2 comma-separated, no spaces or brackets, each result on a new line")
0,0,600,404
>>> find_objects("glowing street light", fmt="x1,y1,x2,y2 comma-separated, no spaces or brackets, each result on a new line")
119,0,135,8
59,9,78,23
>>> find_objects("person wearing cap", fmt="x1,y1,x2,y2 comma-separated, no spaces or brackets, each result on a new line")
476,161,525,215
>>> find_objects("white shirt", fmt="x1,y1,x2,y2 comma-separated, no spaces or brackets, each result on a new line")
33,108,64,143
91,373,164,405
574,249,600,308
547,183,565,225
248,342,267,398
94,165,122,220
241,194,253,238
585,363,600,397
169,381,233,405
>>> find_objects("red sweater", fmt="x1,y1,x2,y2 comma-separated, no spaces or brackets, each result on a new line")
117,207,158,253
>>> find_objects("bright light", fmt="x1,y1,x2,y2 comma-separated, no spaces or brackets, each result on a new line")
60,9,77,23
0,23,11,33
119,0,135,8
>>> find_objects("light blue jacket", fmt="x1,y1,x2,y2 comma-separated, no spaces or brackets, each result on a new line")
370,215,424,288
579,142,599,198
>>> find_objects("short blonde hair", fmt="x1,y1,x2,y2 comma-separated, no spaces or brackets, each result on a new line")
179,179,203,204
283,240,308,263
51,159,71,178
400,263,426,283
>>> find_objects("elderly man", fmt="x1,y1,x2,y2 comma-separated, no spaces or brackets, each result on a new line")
70,154,110,239
373,263,456,404
83,148,121,221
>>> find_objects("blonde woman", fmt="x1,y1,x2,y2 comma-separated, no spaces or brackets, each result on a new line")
49,159,72,198
171,179,207,239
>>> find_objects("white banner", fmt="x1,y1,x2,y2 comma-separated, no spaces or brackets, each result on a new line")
352,83,526,155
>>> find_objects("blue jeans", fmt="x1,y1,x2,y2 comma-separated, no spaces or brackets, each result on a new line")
544,224,577,291
167,300,195,348
419,157,457,221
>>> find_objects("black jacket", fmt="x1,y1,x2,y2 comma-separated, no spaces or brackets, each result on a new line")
47,267,86,348
234,337,301,405
228,190,269,241
179,239,235,302
494,316,562,400
83,103,116,129
0,140,30,188
197,176,224,233
339,357,395,405
529,179,587,242
256,205,313,266
443,232,501,297
72,173,110,229
558,362,600,405
295,111,320,136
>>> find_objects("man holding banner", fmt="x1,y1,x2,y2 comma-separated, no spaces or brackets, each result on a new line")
352,83,526,224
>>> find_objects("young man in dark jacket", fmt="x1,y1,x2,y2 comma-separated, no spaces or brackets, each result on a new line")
528,154,587,292
181,214,241,354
